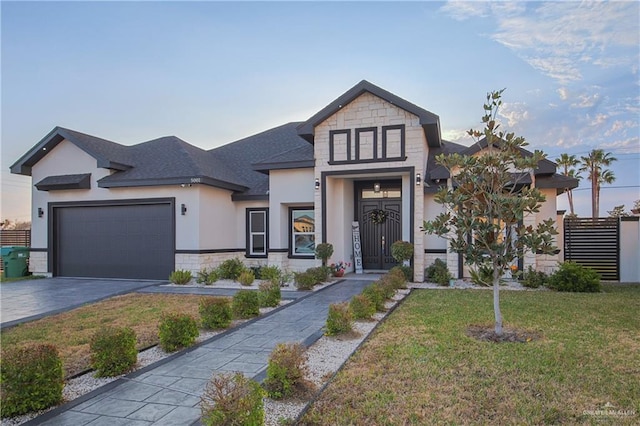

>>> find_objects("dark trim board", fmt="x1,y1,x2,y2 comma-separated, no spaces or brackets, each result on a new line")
424,249,447,254
321,166,415,247
175,249,245,254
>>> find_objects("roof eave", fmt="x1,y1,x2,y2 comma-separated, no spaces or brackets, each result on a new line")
98,176,248,192
252,160,315,174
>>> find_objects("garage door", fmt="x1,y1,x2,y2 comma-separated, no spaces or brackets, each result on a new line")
54,201,174,279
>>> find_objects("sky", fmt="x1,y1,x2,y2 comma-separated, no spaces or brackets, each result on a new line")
2,0,639,222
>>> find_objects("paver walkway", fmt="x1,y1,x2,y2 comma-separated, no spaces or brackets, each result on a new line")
33,278,374,426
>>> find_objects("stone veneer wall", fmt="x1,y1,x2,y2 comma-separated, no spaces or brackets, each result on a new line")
28,251,50,277
313,92,428,281
175,252,319,277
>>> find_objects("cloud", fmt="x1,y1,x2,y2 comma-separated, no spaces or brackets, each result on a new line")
441,1,640,84
589,113,608,127
605,120,637,137
601,136,640,153
571,93,601,109
499,102,529,127
557,87,569,101
441,128,472,143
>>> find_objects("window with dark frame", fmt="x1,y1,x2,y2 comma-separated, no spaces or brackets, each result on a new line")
328,125,406,164
246,208,268,257
290,207,315,257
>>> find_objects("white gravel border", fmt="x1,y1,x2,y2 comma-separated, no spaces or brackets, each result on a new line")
262,289,410,426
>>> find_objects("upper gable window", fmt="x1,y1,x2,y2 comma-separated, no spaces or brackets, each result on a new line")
329,125,406,165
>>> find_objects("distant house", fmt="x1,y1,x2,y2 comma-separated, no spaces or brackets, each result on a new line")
10,80,578,281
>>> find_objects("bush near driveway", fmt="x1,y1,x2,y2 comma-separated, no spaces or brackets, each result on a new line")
0,344,64,418
199,297,232,329
158,312,199,352
90,326,137,377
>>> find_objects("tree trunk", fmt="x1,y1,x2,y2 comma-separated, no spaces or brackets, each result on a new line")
568,190,575,216
493,269,503,336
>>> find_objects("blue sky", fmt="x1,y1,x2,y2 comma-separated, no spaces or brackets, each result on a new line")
2,1,639,221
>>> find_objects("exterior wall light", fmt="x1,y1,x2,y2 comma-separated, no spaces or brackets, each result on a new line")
416,173,422,186
373,182,381,193
38,207,44,218
181,204,187,215
315,178,320,190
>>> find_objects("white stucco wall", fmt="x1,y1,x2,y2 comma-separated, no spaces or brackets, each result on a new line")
620,218,640,282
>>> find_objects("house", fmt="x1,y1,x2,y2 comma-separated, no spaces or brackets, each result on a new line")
10,80,578,281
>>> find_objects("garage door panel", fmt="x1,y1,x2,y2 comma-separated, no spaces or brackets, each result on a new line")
55,203,174,280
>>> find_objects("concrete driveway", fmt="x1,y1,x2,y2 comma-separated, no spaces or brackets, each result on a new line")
0,277,162,328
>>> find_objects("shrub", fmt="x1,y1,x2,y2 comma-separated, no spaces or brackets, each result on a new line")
390,240,414,263
199,297,232,329
294,271,317,290
381,270,405,290
387,267,408,289
362,284,386,312
169,269,192,285
259,265,282,281
315,243,334,266
263,343,308,399
158,312,199,352
377,280,396,300
196,268,219,285
393,264,414,282
425,258,452,286
520,266,548,289
238,270,255,286
232,290,260,318
219,258,246,280
349,294,375,320
470,264,493,287
547,261,601,292
325,302,353,336
308,266,331,283
90,326,137,377
258,280,281,308
0,344,63,418
201,372,264,426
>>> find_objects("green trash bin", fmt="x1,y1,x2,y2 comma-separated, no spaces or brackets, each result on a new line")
1,246,30,278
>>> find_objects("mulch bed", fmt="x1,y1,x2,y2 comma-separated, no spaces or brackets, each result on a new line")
466,324,542,343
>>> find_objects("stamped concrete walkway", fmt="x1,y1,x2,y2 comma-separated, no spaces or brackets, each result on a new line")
31,278,374,426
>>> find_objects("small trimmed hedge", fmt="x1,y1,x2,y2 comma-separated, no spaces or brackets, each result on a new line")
424,258,452,286
325,302,353,336
201,372,264,426
1,344,64,418
199,297,232,329
169,269,192,285
547,261,601,292
294,271,317,290
238,270,255,286
158,312,199,352
218,258,246,280
258,280,281,308
349,294,376,320
90,326,137,377
263,343,308,399
232,290,260,318
362,283,386,312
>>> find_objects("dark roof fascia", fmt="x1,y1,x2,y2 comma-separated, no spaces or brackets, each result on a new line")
297,80,442,147
98,176,248,192
252,160,315,174
10,127,133,176
536,175,580,194
34,173,91,191
231,193,269,202
429,138,556,180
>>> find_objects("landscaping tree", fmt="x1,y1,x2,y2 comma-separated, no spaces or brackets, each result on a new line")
607,205,629,218
555,153,581,216
422,89,558,336
579,149,617,218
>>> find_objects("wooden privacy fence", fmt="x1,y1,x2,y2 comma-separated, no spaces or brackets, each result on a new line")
0,230,31,271
564,217,619,281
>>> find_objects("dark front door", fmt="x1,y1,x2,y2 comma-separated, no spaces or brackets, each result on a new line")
357,182,402,270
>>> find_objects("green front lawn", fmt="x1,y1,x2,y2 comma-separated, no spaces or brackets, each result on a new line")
302,284,639,425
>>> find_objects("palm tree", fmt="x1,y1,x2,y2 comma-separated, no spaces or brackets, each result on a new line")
555,153,581,215
579,149,617,218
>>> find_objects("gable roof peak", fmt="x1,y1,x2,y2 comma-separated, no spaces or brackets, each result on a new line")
297,79,442,147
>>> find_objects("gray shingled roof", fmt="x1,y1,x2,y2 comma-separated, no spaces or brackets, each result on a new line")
98,136,248,191
210,122,311,199
252,144,314,173
34,173,91,191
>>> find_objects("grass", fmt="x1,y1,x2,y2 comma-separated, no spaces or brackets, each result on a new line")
0,274,46,283
301,284,640,425
0,293,202,377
